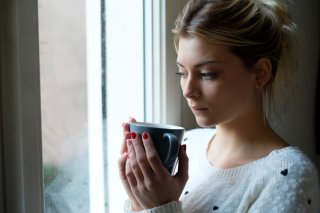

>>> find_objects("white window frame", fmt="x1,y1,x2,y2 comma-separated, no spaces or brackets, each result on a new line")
0,0,188,212
86,0,106,212
144,0,196,129
144,0,184,125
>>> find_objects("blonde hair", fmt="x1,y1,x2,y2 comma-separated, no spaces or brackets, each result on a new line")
173,0,297,120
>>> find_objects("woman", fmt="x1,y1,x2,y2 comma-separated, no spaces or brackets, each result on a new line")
118,0,320,212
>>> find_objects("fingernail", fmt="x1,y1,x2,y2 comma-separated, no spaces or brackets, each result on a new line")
142,132,148,140
130,132,136,139
182,144,186,152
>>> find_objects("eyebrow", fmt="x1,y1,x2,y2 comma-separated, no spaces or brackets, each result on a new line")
176,60,221,68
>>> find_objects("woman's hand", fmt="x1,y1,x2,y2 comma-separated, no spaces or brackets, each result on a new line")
125,131,189,209
118,117,143,211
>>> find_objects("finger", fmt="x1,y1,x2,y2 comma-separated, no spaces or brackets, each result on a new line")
120,131,131,154
141,132,168,176
123,117,137,135
127,138,144,183
128,117,136,123
118,152,129,181
131,132,154,178
122,122,130,134
119,153,137,200
123,116,136,138
121,117,137,153
174,144,189,184
119,152,143,210
125,149,138,188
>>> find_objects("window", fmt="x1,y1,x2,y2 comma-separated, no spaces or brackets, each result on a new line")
39,0,106,212
39,0,145,212
0,0,186,212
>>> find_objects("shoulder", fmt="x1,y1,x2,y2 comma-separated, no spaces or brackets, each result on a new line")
257,146,319,186
266,147,318,179
251,147,320,211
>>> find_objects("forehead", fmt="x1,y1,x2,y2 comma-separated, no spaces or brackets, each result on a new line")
176,36,234,65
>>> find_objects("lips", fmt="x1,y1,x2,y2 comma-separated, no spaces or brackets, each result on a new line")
190,106,209,113
191,107,207,110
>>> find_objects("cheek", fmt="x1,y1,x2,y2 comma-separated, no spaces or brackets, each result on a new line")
202,83,222,105
235,76,255,97
206,77,254,106
180,79,185,94
180,78,184,89
223,76,256,107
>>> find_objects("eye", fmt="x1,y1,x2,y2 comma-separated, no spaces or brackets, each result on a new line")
175,71,187,78
200,72,219,80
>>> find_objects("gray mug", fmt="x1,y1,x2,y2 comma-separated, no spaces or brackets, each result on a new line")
129,122,185,175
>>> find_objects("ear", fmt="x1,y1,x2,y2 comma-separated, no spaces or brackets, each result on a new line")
253,58,272,89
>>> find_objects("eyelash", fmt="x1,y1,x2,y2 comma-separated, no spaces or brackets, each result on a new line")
175,71,219,80
200,72,218,80
175,71,187,78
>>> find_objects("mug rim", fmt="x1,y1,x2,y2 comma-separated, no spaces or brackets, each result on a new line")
130,121,184,130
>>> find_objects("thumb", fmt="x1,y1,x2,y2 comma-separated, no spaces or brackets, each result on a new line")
174,144,189,184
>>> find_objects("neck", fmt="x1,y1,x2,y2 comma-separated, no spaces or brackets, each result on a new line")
207,107,288,169
216,116,269,147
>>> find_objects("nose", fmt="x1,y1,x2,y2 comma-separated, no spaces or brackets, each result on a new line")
182,75,200,99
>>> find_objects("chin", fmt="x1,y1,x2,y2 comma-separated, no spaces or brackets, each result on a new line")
195,117,216,128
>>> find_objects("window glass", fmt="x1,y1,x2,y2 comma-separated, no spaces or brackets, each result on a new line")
38,0,91,212
38,0,145,212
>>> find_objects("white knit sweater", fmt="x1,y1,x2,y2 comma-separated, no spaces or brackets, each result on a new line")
124,128,320,213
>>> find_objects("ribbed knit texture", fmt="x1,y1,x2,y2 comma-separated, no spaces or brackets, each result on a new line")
124,200,182,213
124,128,320,213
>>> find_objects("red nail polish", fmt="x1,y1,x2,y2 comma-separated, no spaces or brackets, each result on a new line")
131,132,136,139
142,132,148,140
182,144,186,152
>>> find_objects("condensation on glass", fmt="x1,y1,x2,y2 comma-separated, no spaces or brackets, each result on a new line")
39,0,92,212
38,0,145,212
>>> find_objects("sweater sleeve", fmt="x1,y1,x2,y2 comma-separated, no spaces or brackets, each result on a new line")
248,162,320,213
123,200,183,213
